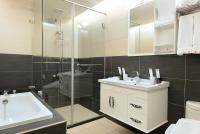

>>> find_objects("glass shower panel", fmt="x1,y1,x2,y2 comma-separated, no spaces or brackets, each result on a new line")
32,0,43,93
73,5,105,124
42,0,73,125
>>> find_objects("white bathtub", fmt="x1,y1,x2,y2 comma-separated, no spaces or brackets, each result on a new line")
0,92,53,130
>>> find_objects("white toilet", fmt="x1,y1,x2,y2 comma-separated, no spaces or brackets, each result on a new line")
165,101,200,134
185,101,200,120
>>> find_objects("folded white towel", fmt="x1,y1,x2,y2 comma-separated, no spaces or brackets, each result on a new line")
177,14,194,55
193,12,200,53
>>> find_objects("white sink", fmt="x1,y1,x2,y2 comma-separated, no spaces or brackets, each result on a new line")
169,119,200,134
99,77,170,91
104,77,154,86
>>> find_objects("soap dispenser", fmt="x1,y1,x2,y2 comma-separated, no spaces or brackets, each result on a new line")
118,67,123,80
149,68,156,85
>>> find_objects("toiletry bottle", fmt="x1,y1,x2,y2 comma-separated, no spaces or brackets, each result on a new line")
155,69,162,84
118,67,123,80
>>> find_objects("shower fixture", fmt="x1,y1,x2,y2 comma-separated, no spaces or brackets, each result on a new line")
101,23,106,29
45,18,58,24
44,8,64,25
56,31,64,41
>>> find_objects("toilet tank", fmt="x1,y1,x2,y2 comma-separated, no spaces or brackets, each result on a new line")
186,101,200,121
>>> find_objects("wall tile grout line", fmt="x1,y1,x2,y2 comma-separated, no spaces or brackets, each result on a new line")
183,55,187,115
168,102,185,108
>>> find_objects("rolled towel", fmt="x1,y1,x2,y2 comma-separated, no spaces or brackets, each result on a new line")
193,12,200,53
177,14,194,55
176,0,200,13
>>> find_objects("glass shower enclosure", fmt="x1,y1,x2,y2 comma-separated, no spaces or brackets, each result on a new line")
33,0,106,127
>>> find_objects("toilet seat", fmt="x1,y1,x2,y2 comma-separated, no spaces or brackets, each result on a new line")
165,119,200,134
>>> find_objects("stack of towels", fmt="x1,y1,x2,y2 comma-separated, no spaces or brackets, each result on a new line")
177,11,200,55
176,0,200,13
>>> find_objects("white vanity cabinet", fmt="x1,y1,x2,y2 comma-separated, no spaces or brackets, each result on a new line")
100,81,169,133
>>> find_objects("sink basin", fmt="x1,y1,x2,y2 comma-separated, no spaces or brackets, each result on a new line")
170,119,200,134
99,77,170,91
104,77,153,86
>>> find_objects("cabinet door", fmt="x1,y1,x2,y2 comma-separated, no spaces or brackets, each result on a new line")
155,0,175,21
100,84,127,121
100,86,115,116
112,91,127,121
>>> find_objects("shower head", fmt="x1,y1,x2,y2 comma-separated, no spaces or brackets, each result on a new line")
44,8,64,25
45,18,57,24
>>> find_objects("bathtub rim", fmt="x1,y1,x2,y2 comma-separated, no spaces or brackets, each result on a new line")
0,91,66,134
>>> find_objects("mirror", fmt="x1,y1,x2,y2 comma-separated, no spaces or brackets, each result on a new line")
129,1,154,56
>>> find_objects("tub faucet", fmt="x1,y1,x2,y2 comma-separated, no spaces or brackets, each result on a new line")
13,90,16,94
3,90,9,96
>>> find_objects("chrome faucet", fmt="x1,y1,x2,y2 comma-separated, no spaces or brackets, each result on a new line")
13,90,16,94
136,71,140,77
3,90,9,96
133,71,140,83
132,71,140,78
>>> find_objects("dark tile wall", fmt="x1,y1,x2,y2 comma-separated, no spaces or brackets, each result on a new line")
2,53,200,126
32,56,42,90
104,54,200,124
34,56,72,108
0,53,33,94
78,57,105,113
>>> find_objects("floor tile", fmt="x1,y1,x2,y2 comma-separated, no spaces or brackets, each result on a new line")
67,118,134,134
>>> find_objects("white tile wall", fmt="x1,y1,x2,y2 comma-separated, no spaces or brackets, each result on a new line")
0,0,33,55
103,0,129,56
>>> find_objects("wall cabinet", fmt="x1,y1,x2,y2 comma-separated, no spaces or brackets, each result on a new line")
100,83,168,133
155,0,175,21
154,0,177,54
128,0,177,56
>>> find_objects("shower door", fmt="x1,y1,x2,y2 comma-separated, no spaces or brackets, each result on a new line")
41,0,105,127
72,5,105,124
42,0,74,125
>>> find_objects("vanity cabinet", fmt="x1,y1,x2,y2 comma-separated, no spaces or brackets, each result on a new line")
100,83,168,133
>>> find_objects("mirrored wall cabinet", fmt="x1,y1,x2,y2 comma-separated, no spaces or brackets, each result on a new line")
128,0,177,56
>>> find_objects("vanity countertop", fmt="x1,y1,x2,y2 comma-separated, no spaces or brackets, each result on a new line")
99,79,170,92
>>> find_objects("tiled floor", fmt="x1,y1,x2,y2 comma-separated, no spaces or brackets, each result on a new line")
67,118,134,134
55,104,99,125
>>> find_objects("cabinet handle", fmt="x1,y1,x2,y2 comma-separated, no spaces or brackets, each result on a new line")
130,118,142,124
112,97,115,108
109,96,111,107
130,103,142,109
